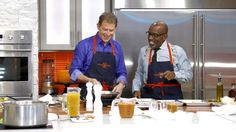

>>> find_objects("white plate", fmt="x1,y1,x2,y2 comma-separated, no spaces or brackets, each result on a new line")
70,114,95,123
136,98,153,102
71,117,94,123
136,98,152,108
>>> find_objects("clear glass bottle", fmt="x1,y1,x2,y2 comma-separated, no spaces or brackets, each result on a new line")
228,83,236,101
216,73,223,102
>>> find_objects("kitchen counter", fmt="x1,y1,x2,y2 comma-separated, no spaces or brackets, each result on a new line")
1,102,236,132
48,102,111,115
1,111,236,132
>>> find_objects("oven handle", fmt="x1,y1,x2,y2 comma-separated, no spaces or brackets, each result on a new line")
0,49,31,52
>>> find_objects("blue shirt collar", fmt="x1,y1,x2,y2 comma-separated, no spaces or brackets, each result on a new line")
96,32,113,46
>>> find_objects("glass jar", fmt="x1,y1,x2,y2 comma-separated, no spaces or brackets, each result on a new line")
42,59,54,80
67,87,81,117
228,83,236,101
42,59,54,94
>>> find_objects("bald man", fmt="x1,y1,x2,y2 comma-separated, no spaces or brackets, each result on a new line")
132,21,192,100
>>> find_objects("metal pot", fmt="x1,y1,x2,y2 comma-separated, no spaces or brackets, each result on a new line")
101,91,118,106
2,100,48,128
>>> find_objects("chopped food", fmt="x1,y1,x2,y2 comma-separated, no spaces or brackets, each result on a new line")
84,114,95,120
0,97,9,102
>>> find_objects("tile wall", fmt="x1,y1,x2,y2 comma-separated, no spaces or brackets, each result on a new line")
0,0,38,99
39,51,75,94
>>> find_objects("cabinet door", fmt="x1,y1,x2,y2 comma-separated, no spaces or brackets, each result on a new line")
40,0,80,50
115,10,196,98
199,11,236,100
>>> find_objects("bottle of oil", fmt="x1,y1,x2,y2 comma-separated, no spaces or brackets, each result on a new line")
228,83,236,101
216,73,223,102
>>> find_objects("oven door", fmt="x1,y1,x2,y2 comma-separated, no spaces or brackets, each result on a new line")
0,50,32,97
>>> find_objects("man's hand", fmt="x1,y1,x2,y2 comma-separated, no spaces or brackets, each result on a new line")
88,78,99,85
133,91,141,98
112,81,125,98
78,74,99,85
161,71,175,81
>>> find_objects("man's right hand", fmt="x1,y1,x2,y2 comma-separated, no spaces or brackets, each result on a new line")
88,78,99,85
133,91,141,98
78,74,99,85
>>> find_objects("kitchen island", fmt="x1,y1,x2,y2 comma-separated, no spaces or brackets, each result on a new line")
1,102,236,132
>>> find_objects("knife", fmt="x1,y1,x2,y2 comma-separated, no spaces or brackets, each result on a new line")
175,100,187,107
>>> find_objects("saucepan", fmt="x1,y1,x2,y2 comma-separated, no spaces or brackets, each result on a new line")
2,100,48,128
101,91,119,106
101,91,118,99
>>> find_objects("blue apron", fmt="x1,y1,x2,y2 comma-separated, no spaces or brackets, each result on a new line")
79,35,116,100
142,43,183,100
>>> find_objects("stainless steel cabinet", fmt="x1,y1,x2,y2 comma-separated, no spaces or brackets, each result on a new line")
198,11,236,100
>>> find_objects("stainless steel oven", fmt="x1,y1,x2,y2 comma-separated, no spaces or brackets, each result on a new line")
0,30,32,97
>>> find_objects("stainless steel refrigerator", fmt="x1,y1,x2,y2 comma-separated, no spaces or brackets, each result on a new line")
112,0,236,100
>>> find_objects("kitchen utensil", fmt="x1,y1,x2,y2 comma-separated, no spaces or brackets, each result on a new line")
42,59,55,94
42,75,56,95
117,98,136,118
101,91,118,106
101,91,118,99
176,100,211,107
2,100,48,127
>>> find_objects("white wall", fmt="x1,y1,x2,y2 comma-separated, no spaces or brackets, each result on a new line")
0,0,39,99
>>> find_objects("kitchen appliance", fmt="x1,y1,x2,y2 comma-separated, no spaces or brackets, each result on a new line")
42,75,56,94
112,0,236,100
42,59,55,94
2,100,48,128
0,30,33,97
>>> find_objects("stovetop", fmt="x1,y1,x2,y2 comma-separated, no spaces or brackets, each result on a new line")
0,124,53,130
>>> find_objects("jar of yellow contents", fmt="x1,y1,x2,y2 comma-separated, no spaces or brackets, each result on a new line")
118,102,135,118
167,102,177,113
67,87,81,117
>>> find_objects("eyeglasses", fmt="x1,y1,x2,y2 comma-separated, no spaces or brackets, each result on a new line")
146,31,166,38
